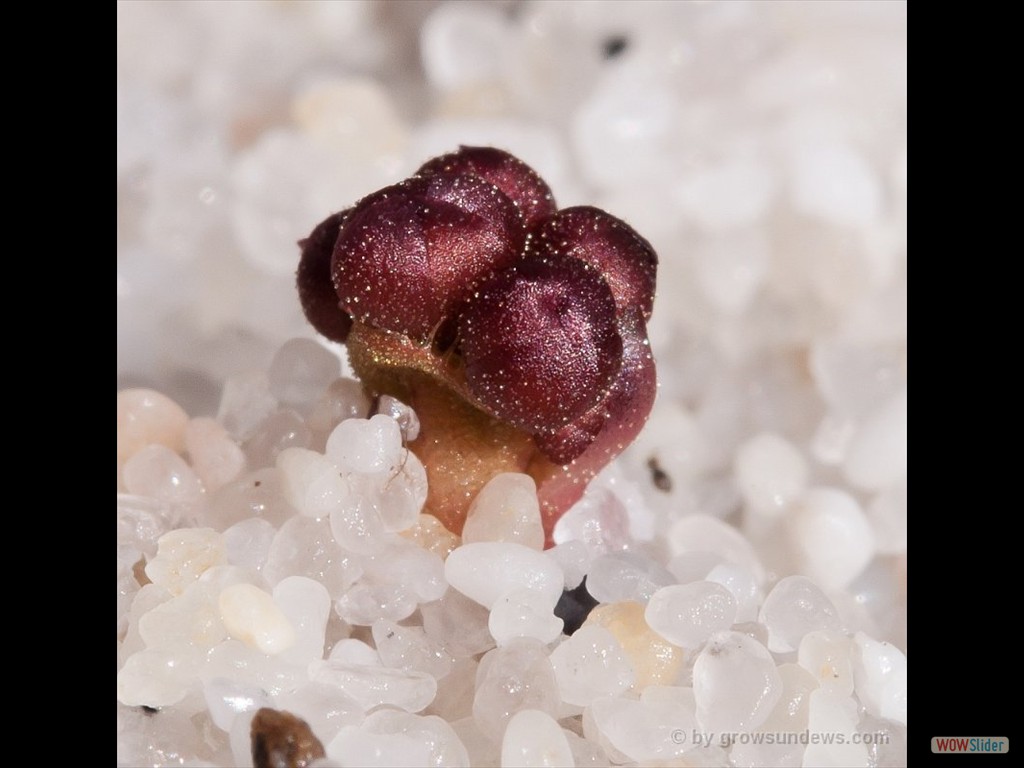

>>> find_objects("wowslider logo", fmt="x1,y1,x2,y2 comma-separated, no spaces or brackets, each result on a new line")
932,737,1009,754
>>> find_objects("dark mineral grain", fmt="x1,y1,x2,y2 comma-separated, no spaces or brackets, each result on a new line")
250,707,326,768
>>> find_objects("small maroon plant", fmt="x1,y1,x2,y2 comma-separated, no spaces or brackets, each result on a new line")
297,146,657,547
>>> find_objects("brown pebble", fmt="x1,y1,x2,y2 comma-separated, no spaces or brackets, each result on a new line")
132,557,151,587
250,707,326,768
647,457,672,492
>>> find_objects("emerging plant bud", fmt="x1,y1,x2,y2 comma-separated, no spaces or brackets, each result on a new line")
297,146,658,545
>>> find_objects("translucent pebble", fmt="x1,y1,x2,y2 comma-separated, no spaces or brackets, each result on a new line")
273,576,331,666
545,540,591,590
117,388,189,465
692,631,782,733
445,542,564,610
706,563,762,624
734,433,809,519
117,646,202,708
306,378,372,439
867,482,907,555
267,338,342,413
692,229,771,314
263,516,362,596
117,493,173,559
329,638,381,667
230,128,354,277
450,716,501,768
462,473,544,550
582,601,684,688
327,710,469,768
595,463,658,541
792,142,882,228
421,3,509,91
803,690,869,767
551,480,633,554
243,409,313,469
228,709,257,768
145,528,227,596
564,728,611,767
329,480,389,554
852,632,907,726
217,372,279,442
667,551,725,585
205,639,305,697
857,713,907,768
204,561,258,593
325,414,404,475
222,517,276,572
572,67,679,189
473,638,562,741
811,412,857,466
549,626,635,706
116,696,220,768
219,583,296,655
798,630,854,697
675,160,777,232
205,468,296,530
790,488,875,590
276,447,350,520
202,677,272,731
117,557,141,637
489,588,564,646
668,514,766,585
586,550,676,605
121,583,173,663
335,582,418,626
274,682,364,745
580,703,624,763
375,450,429,532
376,394,420,442
778,213,874,312
205,564,261,595
725,663,808,768
184,417,246,492
501,709,573,768
588,686,695,762
730,721,806,765
422,589,496,659
843,387,908,491
645,581,738,649
136,142,226,270
311,660,438,713
292,76,407,160
138,581,226,651
625,399,711,487
759,575,842,654
123,444,204,508
373,619,456,681
401,513,461,561
356,535,448,605
427,657,479,722
809,339,906,419
335,539,447,626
